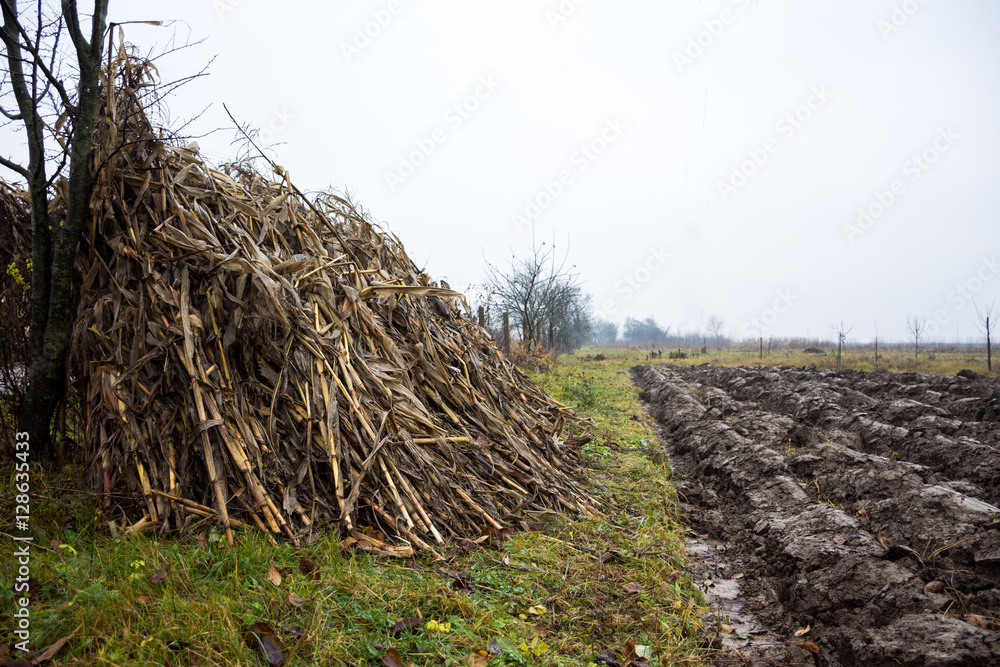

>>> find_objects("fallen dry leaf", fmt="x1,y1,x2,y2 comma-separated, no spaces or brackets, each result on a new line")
391,618,422,635
29,633,73,664
244,622,284,666
731,573,744,580
665,570,681,583
794,624,811,637
876,531,889,549
924,580,946,595
288,591,305,607
721,623,735,634
456,539,480,552
452,576,476,593
833,535,847,545
967,613,989,629
467,651,489,667
267,565,282,587
794,640,820,654
298,557,318,578
623,582,642,595
150,568,168,585
382,648,404,667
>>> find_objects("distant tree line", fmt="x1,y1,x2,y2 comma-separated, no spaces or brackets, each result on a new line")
587,314,732,347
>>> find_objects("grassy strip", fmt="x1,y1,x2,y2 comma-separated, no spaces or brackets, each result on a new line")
577,344,996,377
0,356,707,666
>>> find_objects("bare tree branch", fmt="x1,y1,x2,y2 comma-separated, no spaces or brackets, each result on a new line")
0,152,28,176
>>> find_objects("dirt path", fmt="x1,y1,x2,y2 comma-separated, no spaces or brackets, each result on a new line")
632,364,1000,666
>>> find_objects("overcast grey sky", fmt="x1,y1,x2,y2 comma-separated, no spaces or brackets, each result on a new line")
6,1,1000,342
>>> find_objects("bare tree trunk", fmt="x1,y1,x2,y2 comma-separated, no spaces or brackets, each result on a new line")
14,0,109,459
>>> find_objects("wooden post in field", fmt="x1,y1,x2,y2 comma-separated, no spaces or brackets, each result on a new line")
986,317,993,373
759,337,763,359
986,315,993,373
502,312,510,355
478,306,485,328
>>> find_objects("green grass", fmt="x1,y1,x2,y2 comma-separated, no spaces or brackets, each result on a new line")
0,357,708,666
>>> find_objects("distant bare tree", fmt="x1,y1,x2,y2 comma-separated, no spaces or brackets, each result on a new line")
974,299,995,373
830,321,853,370
706,314,725,346
906,316,926,361
482,234,589,351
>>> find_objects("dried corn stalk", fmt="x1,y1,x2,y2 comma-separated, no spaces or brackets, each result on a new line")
56,49,594,549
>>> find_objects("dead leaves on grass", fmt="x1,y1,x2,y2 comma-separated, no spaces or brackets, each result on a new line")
298,557,319,579
391,618,422,635
622,582,642,595
244,623,285,666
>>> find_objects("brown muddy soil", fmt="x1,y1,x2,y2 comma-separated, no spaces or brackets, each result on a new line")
632,364,1000,667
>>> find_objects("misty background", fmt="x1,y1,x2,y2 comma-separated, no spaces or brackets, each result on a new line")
3,0,998,343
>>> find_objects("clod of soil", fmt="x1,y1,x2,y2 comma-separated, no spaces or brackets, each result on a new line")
633,364,1000,667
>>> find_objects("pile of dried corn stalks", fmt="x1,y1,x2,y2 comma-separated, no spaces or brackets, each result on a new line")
48,51,596,553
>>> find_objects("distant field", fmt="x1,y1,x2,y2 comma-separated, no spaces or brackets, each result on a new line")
575,343,996,378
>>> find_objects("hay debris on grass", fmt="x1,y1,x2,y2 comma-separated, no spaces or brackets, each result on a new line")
13,50,599,552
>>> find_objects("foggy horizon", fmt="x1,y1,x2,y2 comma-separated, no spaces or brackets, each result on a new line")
2,0,998,344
